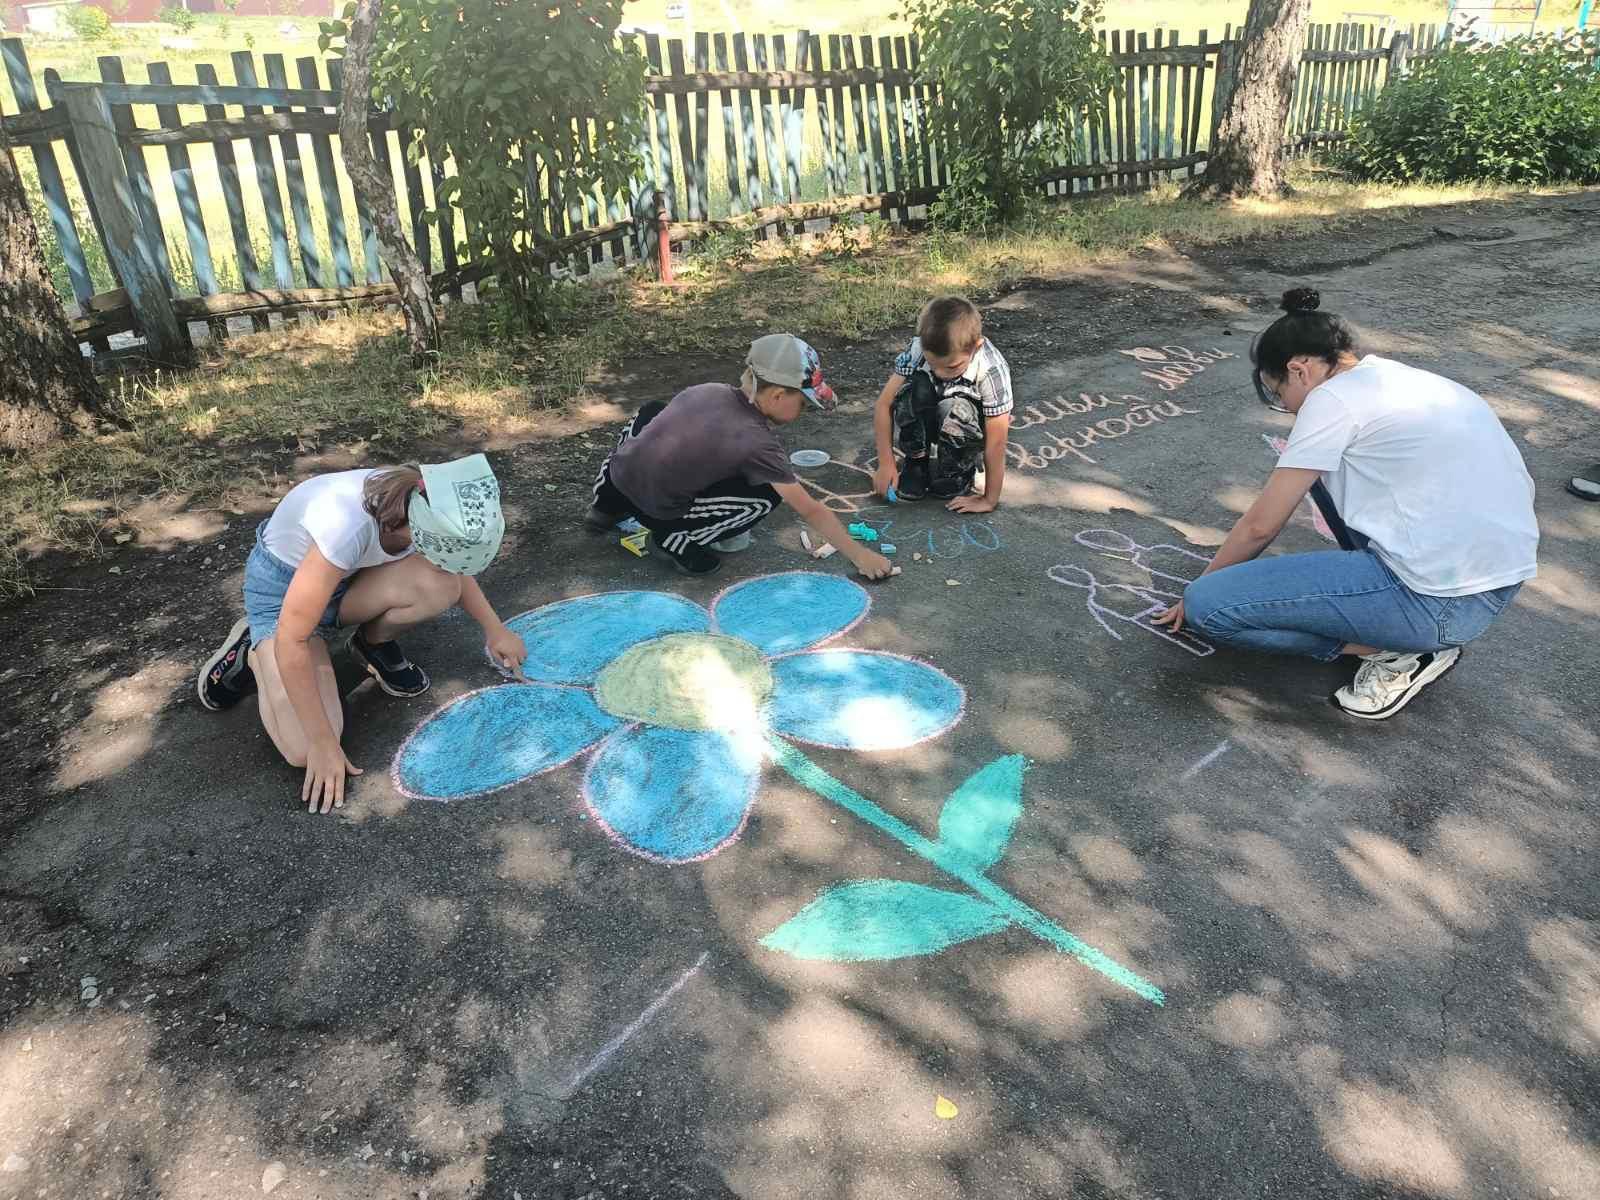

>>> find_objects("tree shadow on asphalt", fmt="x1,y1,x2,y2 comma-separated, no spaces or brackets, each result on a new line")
2,191,1599,1199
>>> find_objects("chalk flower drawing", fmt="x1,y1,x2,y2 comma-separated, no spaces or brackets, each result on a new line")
393,572,1163,1005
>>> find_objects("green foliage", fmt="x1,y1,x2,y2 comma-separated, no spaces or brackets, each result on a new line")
321,0,647,328
902,0,1116,230
1340,28,1600,185
157,3,197,32
64,3,112,40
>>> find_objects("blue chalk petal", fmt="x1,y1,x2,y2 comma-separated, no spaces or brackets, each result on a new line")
395,684,620,800
503,591,711,684
769,650,965,751
711,573,869,656
584,725,763,862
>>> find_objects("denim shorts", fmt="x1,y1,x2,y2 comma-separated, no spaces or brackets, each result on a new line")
242,522,350,645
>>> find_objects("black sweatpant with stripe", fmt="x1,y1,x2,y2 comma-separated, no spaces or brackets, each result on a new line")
591,400,780,556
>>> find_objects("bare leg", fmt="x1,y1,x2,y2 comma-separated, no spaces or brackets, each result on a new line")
1341,643,1380,656
252,636,343,768
337,554,463,642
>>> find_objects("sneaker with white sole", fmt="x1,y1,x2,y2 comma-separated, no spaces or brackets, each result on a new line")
351,631,431,698
712,531,752,553
1333,647,1462,720
197,617,255,711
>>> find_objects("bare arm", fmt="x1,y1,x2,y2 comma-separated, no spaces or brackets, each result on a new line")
460,575,527,679
948,412,1010,513
276,546,347,757
871,373,906,496
773,481,894,580
1154,467,1321,630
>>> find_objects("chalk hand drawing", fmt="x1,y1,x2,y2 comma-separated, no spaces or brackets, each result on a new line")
1047,564,1215,658
393,572,1164,1005
1073,528,1210,588
1263,434,1339,543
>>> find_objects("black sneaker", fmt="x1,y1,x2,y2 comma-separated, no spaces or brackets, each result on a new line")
351,631,431,697
929,460,976,501
197,617,256,711
583,504,620,535
661,540,723,576
896,456,931,500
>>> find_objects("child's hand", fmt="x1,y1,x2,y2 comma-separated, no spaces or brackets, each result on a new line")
872,462,899,497
1152,601,1185,632
946,494,996,514
487,626,529,681
853,549,896,580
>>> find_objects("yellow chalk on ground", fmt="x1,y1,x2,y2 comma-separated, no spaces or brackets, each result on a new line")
620,530,650,557
935,1095,958,1119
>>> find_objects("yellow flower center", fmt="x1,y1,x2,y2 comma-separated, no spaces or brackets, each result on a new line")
594,633,773,733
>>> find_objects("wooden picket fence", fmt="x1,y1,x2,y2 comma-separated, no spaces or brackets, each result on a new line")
1,22,1449,364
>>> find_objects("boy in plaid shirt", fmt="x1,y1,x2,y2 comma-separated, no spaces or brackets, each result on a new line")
870,296,1013,511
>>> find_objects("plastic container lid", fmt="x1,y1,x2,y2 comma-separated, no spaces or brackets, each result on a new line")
789,449,831,468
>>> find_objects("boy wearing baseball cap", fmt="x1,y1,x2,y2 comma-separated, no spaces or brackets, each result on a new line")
587,334,895,580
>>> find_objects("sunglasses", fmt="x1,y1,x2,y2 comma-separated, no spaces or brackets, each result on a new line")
1253,368,1291,414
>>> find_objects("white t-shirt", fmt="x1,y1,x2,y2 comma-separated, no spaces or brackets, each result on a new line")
1276,355,1537,597
261,469,413,574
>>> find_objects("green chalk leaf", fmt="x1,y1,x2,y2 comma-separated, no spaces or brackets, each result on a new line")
760,879,1009,962
937,754,1027,873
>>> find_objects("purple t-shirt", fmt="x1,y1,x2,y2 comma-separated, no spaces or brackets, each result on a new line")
610,383,798,519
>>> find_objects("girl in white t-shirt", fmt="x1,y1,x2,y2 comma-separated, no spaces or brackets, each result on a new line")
1155,288,1538,720
197,455,528,812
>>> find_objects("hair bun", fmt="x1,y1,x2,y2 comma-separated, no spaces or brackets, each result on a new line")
1281,287,1321,314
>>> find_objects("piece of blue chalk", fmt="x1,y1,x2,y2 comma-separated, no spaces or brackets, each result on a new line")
881,543,897,555
886,486,898,503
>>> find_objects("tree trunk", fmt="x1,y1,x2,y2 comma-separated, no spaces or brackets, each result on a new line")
0,116,108,452
338,0,439,365
1184,0,1312,199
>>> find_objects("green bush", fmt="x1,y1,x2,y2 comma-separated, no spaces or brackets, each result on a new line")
64,3,112,39
157,3,197,32
1340,28,1600,185
321,0,646,328
902,0,1116,230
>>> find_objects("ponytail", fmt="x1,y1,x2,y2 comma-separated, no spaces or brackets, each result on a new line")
363,465,422,533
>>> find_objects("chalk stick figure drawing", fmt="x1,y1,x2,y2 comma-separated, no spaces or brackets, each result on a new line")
1049,528,1215,657
1072,528,1210,587
392,572,1163,1005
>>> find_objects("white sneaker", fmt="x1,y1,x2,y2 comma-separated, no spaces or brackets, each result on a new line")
1333,647,1462,720
712,531,753,553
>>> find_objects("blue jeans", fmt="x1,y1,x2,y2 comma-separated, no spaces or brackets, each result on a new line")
242,521,350,644
1183,490,1521,661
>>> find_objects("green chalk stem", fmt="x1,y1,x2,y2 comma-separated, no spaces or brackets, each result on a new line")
766,735,1166,1005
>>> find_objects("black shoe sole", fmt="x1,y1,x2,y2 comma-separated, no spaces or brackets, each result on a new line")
666,549,723,576
584,507,621,534
197,617,252,711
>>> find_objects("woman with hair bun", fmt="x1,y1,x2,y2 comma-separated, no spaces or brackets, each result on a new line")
1155,288,1538,720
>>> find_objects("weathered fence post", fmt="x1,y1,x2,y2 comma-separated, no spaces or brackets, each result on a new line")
55,85,192,365
1211,33,1240,145
1386,31,1412,83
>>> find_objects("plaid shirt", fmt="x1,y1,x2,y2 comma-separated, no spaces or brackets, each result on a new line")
894,337,1014,418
